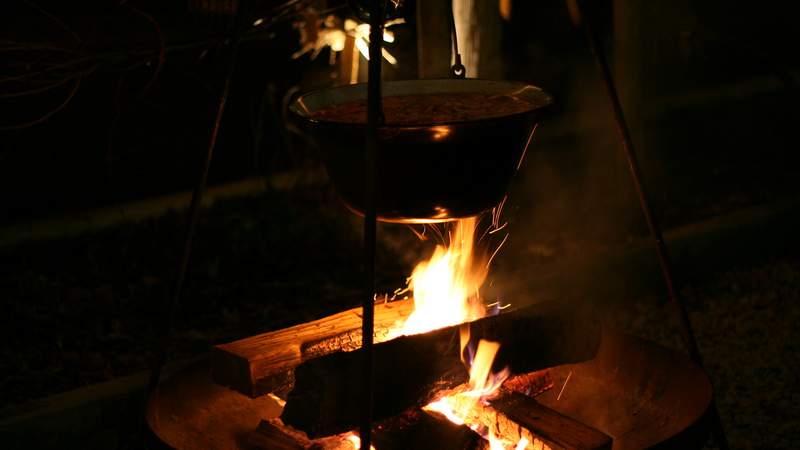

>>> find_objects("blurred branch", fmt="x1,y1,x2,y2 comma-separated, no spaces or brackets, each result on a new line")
0,0,323,129
0,74,86,130
0,73,79,98
24,0,83,45
123,3,166,97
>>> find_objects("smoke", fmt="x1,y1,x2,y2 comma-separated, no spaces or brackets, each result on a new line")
484,48,645,309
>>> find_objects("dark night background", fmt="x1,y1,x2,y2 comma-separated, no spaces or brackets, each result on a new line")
1,0,798,449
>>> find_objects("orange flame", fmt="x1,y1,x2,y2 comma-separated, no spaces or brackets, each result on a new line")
425,337,525,449
397,217,489,336
392,216,524,448
424,338,509,417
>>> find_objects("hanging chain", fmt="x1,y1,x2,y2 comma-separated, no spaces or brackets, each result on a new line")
447,0,466,78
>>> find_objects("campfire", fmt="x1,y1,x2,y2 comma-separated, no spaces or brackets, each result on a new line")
145,5,714,447
147,204,711,449
123,0,726,445
391,216,525,449
148,72,716,450
211,216,610,450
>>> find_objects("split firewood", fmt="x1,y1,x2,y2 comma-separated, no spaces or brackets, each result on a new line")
247,412,482,450
246,419,312,450
281,321,465,438
280,301,601,437
212,298,415,397
247,386,607,450
424,390,611,450
246,419,364,450
372,409,483,450
246,419,366,450
490,393,612,450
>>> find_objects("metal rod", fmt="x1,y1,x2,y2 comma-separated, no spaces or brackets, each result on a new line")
360,1,385,449
572,2,729,448
148,1,250,395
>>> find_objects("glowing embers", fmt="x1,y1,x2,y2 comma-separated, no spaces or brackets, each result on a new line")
423,331,531,450
344,432,375,450
424,339,509,424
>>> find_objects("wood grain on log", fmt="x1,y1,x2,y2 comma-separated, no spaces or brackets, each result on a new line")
282,322,466,438
423,390,611,450
281,301,601,437
490,393,612,450
247,383,608,450
212,298,415,397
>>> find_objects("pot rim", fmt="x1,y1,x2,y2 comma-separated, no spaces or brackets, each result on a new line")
289,78,553,128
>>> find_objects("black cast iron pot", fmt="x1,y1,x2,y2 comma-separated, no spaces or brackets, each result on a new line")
289,79,552,223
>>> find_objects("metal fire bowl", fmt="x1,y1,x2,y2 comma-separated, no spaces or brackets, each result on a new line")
289,79,552,223
145,329,712,450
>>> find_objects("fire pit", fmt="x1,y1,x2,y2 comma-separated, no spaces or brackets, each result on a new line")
147,206,712,449
146,328,711,449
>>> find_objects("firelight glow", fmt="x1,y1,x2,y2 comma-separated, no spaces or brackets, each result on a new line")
397,217,489,336
395,216,528,449
390,216,523,448
344,432,375,450
424,337,524,449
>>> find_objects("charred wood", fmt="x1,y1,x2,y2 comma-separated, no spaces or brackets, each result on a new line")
246,419,312,450
502,369,554,398
282,322,465,437
247,411,482,450
281,301,601,437
490,393,612,450
372,409,483,450
423,389,611,450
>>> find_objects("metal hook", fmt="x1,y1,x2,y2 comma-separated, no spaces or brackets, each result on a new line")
447,0,466,78
450,55,466,79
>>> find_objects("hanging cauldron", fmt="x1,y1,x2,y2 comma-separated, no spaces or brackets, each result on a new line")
289,79,552,223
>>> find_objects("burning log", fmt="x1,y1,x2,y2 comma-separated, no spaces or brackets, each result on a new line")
502,369,554,398
281,321,464,438
247,411,482,450
371,409,483,450
212,298,415,397
492,393,612,450
246,419,312,450
280,301,601,437
426,391,612,450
